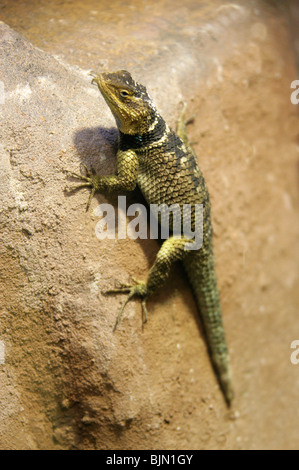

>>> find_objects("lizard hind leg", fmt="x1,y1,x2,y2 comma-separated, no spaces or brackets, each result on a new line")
176,101,189,145
176,102,197,156
103,237,192,332
176,102,195,144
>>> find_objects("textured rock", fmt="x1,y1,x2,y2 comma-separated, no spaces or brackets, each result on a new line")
0,0,299,450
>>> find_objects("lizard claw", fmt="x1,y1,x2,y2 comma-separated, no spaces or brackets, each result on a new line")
102,279,148,331
65,165,100,211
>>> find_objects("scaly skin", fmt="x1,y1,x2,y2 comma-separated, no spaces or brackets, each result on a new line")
69,70,234,405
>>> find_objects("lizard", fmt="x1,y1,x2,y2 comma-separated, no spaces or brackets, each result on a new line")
69,70,234,405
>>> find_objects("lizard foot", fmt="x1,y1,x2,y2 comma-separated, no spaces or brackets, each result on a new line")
65,164,101,211
102,277,148,331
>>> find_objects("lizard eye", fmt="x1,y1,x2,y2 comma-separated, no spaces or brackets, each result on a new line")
120,90,130,97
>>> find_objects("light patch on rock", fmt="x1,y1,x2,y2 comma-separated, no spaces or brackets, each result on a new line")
10,83,32,102
0,341,5,364
89,271,101,295
36,75,56,91
9,178,28,211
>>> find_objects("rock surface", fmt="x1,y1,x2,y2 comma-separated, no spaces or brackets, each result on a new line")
0,0,299,450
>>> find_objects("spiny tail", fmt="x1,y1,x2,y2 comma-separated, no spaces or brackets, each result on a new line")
183,250,234,406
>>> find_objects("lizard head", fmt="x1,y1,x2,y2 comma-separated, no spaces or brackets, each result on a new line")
91,70,156,135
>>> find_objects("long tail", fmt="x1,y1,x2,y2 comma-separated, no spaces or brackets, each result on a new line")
183,249,234,406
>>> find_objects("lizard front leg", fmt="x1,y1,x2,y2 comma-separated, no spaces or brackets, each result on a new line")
104,236,194,331
67,149,139,210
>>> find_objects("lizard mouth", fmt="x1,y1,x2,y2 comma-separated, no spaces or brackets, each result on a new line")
90,72,115,97
90,72,113,104
90,72,123,125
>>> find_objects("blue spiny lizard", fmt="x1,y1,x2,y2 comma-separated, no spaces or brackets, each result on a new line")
69,70,234,405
